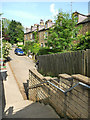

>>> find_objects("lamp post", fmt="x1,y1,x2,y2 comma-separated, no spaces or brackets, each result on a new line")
0,15,7,80
0,14,3,68
0,14,5,70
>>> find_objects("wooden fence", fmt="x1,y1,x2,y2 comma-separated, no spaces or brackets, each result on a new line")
38,49,90,77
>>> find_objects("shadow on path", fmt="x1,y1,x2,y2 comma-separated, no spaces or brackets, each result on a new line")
23,80,29,100
0,74,6,119
4,106,13,117
3,102,60,119
4,57,12,63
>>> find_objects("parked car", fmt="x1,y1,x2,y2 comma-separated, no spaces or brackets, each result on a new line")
14,48,24,55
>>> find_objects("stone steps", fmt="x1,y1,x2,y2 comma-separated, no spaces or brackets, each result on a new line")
4,100,60,118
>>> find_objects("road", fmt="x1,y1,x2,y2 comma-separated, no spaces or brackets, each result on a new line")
8,48,36,99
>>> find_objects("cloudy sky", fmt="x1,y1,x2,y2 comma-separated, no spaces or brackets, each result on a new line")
0,1,89,30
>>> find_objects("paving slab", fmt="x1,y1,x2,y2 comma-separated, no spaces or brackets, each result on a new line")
3,62,24,107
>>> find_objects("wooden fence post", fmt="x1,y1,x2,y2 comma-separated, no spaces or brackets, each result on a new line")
86,49,90,77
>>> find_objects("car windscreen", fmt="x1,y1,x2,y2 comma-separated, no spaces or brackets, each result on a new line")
18,49,23,51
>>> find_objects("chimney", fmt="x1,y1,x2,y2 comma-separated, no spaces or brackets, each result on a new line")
26,28,30,33
45,19,53,28
31,26,33,31
40,19,44,25
37,24,39,31
34,24,38,27
48,19,52,22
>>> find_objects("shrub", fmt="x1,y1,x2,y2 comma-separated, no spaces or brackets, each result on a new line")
17,45,24,48
38,47,62,55
2,42,11,59
23,41,41,55
32,43,40,54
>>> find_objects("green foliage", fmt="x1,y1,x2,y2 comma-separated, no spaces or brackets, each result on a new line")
7,20,24,44
72,32,90,50
22,41,33,54
33,31,38,43
46,11,80,51
2,19,11,42
17,45,24,48
38,47,49,55
23,41,40,55
32,43,40,54
2,42,11,59
38,47,62,55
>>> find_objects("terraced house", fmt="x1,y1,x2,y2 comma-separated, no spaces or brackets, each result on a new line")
24,12,90,46
74,11,90,35
24,19,54,47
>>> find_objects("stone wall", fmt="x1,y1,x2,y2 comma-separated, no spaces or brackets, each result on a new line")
38,31,47,47
79,22,89,35
28,69,90,119
38,49,90,77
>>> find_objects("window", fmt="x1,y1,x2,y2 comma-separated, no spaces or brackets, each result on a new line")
75,15,78,23
31,34,32,39
26,35,28,40
45,32,47,39
46,24,47,28
29,34,31,39
41,43,43,47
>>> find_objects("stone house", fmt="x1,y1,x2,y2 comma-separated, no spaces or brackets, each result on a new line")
73,11,90,35
24,24,38,43
24,12,89,46
24,19,54,47
77,16,90,35
37,19,54,47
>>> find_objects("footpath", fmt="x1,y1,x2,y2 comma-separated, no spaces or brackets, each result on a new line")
1,62,60,118
0,74,2,120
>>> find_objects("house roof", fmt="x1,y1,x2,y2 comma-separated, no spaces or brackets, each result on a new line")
38,28,49,32
24,27,50,35
77,16,90,25
24,30,34,35
73,11,88,17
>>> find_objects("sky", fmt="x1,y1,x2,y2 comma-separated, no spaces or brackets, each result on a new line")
0,1,89,31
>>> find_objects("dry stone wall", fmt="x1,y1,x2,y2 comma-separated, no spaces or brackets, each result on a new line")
28,69,90,119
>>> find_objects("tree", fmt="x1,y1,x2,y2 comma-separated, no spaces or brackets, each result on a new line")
8,20,24,44
2,18,11,42
15,22,24,42
46,11,81,51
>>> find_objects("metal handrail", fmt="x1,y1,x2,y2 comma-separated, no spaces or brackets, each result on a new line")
28,80,90,95
65,82,90,93
47,81,65,93
27,81,48,89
